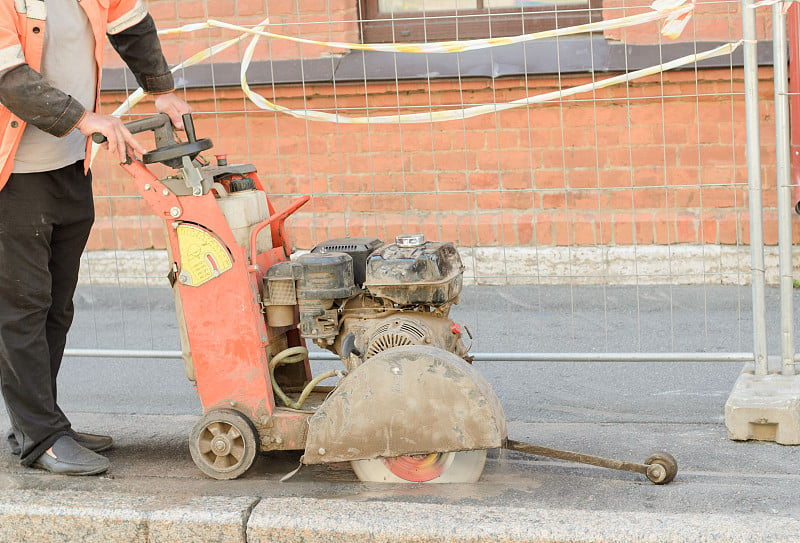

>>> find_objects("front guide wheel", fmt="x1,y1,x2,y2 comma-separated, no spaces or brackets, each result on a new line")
351,449,487,483
189,409,259,480
644,451,678,485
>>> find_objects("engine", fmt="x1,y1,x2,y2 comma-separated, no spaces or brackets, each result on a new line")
262,234,470,369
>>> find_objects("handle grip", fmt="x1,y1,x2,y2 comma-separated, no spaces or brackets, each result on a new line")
91,113,172,144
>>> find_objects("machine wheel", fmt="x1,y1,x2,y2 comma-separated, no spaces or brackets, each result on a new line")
351,449,487,483
644,451,678,485
189,409,259,480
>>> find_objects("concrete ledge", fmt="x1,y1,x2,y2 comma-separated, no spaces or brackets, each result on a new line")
79,245,799,286
0,490,257,543
725,364,800,445
247,497,800,543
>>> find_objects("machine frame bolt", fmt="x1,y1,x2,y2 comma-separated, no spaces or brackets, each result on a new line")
170,207,181,218
318,447,326,455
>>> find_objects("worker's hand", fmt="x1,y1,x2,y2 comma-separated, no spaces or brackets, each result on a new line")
154,92,192,131
76,111,147,164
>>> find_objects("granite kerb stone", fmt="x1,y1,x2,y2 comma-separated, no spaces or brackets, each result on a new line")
246,496,800,543
0,489,258,543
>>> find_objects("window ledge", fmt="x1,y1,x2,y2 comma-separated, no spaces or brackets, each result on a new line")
101,36,774,92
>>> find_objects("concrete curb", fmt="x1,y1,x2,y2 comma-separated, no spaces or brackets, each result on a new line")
2,490,799,543
78,245,800,287
248,498,800,543
0,490,256,543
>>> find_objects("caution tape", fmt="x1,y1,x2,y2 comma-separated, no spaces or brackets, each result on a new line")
749,0,795,13
94,2,749,160
159,0,695,53
239,39,741,124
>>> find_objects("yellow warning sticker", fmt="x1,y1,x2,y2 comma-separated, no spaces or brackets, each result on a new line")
176,224,233,287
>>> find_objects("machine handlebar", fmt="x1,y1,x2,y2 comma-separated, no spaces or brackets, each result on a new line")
91,113,173,145
92,113,211,169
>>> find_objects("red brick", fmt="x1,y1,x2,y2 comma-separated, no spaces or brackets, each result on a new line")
635,214,655,244
534,213,554,245
613,214,635,245
566,169,599,189
553,213,571,246
717,212,740,244
177,1,206,19
516,214,534,245
598,168,633,189
501,191,534,210
762,216,779,245
674,214,699,243
476,192,501,211
573,218,596,245
534,170,566,190
633,189,667,210
564,148,599,169
501,171,533,191
700,217,719,243
148,2,178,22
469,173,500,191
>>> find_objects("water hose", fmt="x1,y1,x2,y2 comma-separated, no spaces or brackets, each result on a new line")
269,346,344,410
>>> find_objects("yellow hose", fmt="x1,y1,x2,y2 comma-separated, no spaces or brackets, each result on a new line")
269,346,342,410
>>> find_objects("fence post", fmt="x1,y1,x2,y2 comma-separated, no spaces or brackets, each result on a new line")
774,2,797,376
742,0,769,375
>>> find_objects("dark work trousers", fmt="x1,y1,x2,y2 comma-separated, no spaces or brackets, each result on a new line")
0,161,94,466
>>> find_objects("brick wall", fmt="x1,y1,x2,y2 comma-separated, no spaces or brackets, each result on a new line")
89,66,792,252
88,1,789,252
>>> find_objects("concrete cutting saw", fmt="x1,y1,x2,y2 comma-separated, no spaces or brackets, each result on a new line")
96,114,677,485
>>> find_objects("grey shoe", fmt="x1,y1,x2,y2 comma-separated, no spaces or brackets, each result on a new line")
31,436,110,476
7,429,112,455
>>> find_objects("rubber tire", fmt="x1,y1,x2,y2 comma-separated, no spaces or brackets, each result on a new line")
351,449,487,483
189,409,259,480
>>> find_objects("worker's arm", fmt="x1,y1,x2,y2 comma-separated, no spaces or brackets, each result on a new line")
107,14,174,96
0,64,84,137
0,8,180,136
0,0,82,137
108,14,191,129
0,65,145,162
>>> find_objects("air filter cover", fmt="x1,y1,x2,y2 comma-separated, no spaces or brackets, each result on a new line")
364,240,463,305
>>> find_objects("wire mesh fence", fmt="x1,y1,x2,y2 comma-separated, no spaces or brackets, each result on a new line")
71,0,797,361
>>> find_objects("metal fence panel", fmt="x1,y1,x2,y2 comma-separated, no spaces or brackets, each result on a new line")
70,0,796,365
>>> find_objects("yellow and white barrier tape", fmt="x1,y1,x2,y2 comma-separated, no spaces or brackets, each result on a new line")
749,0,794,12
240,40,740,124
159,0,694,53
95,1,747,160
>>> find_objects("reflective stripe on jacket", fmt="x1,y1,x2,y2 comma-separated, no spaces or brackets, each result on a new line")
0,0,172,190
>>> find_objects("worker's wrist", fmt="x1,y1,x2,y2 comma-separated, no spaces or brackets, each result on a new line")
142,72,174,95
47,97,86,138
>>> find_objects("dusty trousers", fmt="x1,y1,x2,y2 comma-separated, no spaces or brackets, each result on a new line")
0,161,94,466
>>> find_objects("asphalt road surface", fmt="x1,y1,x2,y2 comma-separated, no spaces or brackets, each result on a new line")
1,284,798,528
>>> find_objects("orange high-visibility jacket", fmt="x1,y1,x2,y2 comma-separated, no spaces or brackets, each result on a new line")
0,0,174,190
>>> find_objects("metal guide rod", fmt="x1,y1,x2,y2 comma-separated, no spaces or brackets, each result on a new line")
503,440,677,484
774,4,797,376
63,349,760,362
505,440,649,475
743,0,770,375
